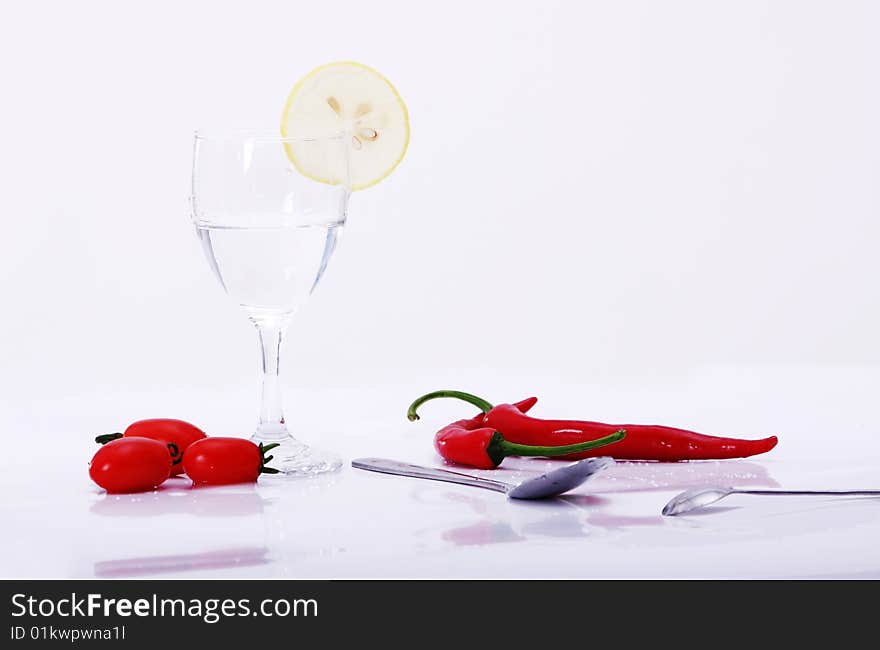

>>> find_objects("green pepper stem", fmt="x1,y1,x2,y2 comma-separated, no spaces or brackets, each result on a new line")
95,433,123,445
407,390,494,421
499,429,626,458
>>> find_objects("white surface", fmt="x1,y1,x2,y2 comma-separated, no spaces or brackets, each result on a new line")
0,1,879,578
2,366,880,579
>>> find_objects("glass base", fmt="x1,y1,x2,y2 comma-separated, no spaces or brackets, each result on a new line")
250,433,343,477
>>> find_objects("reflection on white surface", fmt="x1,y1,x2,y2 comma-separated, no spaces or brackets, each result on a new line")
95,547,271,578
443,522,525,546
438,495,598,545
406,459,782,548
561,458,780,493
77,459,880,578
82,475,350,579
2,412,880,578
90,481,270,518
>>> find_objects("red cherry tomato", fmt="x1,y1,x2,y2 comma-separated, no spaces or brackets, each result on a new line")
183,437,279,486
89,438,172,493
96,419,207,476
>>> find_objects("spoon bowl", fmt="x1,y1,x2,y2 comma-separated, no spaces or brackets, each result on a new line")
352,457,613,500
661,487,734,516
662,485,880,516
507,457,613,499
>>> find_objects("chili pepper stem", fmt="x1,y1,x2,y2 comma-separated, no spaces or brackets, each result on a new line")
407,390,494,421
486,429,627,466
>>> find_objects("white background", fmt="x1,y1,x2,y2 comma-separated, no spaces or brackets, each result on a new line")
3,0,878,388
0,0,877,467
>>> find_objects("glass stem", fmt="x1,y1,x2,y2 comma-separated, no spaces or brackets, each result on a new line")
254,317,291,440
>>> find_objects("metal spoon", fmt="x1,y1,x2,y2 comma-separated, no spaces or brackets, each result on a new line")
662,486,880,516
351,457,613,499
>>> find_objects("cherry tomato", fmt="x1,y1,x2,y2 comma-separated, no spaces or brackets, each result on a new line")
96,419,207,476
183,437,279,486
89,438,172,493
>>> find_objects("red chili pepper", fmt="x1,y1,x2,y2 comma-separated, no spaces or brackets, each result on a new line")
434,425,625,469
408,390,778,462
417,397,625,469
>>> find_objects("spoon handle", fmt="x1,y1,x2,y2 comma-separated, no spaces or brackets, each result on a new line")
351,457,510,493
738,489,880,496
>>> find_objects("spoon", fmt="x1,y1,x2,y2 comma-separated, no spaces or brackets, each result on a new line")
662,486,880,516
351,457,613,499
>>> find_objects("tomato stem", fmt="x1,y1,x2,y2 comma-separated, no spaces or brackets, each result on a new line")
95,433,123,445
259,443,281,475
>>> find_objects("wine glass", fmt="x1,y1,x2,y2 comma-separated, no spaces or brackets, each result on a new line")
190,130,350,476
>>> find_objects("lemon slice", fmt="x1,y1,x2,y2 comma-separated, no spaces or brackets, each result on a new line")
281,61,409,190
